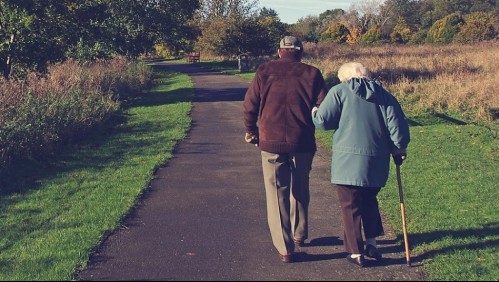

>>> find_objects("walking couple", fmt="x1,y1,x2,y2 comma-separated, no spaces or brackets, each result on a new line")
243,36,410,266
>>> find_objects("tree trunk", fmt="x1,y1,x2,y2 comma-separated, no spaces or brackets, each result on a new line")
3,33,15,79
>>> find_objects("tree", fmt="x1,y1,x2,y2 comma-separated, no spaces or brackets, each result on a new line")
137,0,200,56
63,1,114,61
99,0,199,58
426,12,464,43
195,17,234,57
381,0,420,36
256,8,288,54
197,0,257,20
319,9,346,23
316,9,346,36
360,25,384,45
196,0,287,57
432,0,473,18
340,9,365,39
390,16,413,43
408,28,428,44
346,26,363,44
418,0,439,29
0,2,33,78
453,12,496,43
236,17,273,55
470,0,497,13
289,15,320,42
321,22,350,43
0,0,200,78
351,0,390,31
0,0,76,78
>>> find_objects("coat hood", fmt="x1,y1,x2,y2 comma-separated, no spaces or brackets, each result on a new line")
345,77,382,101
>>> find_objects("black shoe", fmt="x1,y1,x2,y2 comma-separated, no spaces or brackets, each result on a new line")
365,244,382,261
346,254,365,267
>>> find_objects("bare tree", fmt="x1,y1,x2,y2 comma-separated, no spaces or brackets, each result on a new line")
350,0,390,30
197,0,259,20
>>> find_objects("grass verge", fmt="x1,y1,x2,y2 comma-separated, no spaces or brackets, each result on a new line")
0,64,193,280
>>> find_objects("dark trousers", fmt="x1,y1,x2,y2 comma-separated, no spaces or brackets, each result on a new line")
335,184,384,254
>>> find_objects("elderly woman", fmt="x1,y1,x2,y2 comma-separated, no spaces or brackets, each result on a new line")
312,62,410,267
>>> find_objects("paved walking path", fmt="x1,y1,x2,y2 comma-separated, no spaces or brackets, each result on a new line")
77,62,424,281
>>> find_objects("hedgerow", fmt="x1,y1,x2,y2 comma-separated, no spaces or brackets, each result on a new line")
0,57,153,180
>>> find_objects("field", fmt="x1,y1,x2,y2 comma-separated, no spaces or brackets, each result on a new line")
304,42,499,123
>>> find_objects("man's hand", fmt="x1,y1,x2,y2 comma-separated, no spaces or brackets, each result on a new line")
392,148,407,165
245,132,259,147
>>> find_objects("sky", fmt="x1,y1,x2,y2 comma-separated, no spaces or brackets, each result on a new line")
257,0,359,24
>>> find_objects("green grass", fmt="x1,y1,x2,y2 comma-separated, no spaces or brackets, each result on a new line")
197,60,256,80
316,114,498,281
379,122,498,281
0,65,193,280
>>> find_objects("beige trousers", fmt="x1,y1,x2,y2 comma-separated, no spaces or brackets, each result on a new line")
261,151,314,255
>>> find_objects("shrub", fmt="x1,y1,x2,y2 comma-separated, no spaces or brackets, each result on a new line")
359,26,385,45
66,38,116,62
408,29,428,44
346,26,362,45
153,43,175,59
426,13,464,43
0,57,153,171
320,23,350,43
390,17,413,44
453,12,496,43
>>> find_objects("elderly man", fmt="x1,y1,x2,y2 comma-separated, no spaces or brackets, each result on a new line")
243,36,328,263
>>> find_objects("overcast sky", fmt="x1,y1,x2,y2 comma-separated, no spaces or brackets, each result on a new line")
257,0,360,24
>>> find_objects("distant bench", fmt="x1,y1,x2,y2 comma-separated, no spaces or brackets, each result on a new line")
187,52,200,63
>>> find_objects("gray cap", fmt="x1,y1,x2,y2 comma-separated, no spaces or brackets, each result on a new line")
279,36,303,50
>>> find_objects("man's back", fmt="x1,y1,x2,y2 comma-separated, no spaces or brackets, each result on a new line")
243,58,327,153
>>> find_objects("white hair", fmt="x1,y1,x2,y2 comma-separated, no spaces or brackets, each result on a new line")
337,62,371,82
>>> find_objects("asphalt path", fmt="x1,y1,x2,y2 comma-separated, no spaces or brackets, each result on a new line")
76,62,424,281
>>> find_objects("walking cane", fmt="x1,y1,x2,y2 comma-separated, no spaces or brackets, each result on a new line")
394,155,411,266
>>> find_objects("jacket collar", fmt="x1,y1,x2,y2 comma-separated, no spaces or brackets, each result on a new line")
278,57,301,63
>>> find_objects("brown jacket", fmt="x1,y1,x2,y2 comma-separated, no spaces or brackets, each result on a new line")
243,58,328,153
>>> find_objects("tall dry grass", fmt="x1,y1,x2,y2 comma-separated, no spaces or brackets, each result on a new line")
0,57,153,171
303,42,499,122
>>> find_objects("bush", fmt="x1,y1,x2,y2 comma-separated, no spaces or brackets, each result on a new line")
320,23,350,43
360,26,385,45
453,12,496,43
390,17,413,44
0,57,153,171
153,44,175,59
427,13,464,43
408,29,428,44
